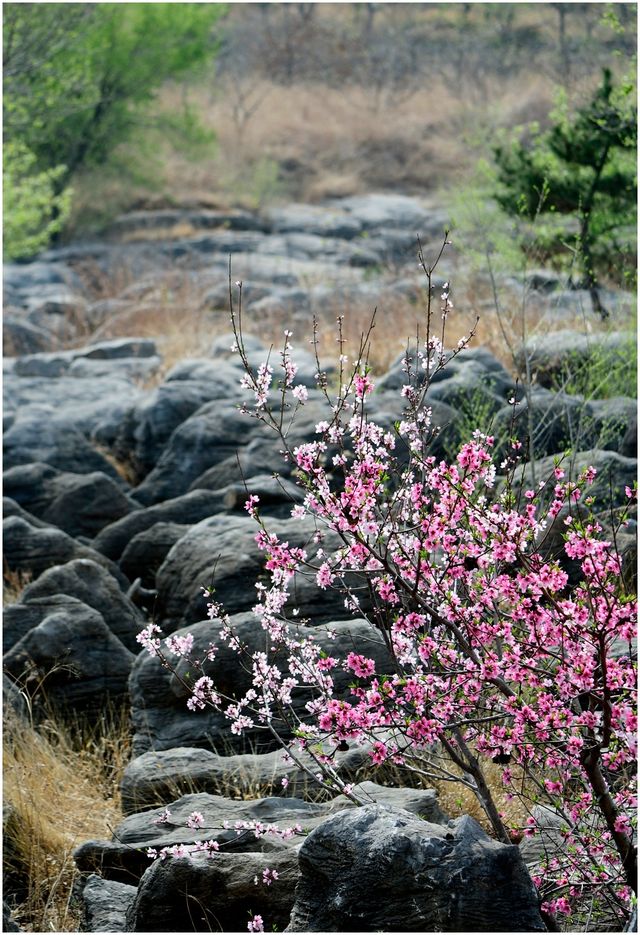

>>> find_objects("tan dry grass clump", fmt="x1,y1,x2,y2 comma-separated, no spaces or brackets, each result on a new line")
3,706,130,932
3,566,34,606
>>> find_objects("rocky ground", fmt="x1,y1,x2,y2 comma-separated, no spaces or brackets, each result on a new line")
3,194,637,931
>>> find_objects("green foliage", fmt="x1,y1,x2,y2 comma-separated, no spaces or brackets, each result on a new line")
493,69,637,301
3,2,223,255
553,334,637,401
450,158,525,277
3,141,71,260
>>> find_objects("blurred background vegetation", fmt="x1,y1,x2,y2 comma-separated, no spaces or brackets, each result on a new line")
3,2,637,289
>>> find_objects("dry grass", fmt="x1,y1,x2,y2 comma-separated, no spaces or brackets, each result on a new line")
3,565,34,606
66,63,561,222
60,252,631,394
149,74,558,209
3,705,130,932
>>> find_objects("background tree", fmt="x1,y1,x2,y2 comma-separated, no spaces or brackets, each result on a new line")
3,2,223,258
492,68,637,318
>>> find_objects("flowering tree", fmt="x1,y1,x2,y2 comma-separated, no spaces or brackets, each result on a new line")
139,241,636,931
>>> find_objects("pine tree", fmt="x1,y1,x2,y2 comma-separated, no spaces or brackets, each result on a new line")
493,69,636,318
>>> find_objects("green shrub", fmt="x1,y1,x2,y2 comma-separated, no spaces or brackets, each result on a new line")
3,141,71,260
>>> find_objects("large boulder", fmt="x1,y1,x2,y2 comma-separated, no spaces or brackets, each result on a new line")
39,471,139,539
584,397,638,456
4,464,139,539
126,849,299,932
492,390,590,461
129,614,392,755
3,516,129,587
3,413,123,479
77,784,446,887
4,594,107,655
153,514,350,629
515,330,634,390
131,401,266,505
126,377,241,476
81,874,138,933
74,792,328,882
18,559,143,653
3,600,135,711
339,193,445,234
119,739,431,816
119,522,191,590
266,203,363,239
286,805,546,932
92,489,230,562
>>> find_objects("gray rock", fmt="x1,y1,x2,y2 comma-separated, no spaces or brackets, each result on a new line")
255,231,382,267
209,251,361,288
128,379,242,476
3,316,52,355
2,497,57,533
426,360,510,416
3,462,62,517
3,414,123,479
187,437,286,492
4,600,135,710
14,350,83,378
10,339,158,401
75,791,322,881
4,594,98,654
286,805,546,932
3,515,130,586
153,514,350,628
126,848,299,932
584,397,638,455
376,344,516,405
129,614,392,754
4,260,82,294
266,203,363,239
132,402,266,505
492,389,592,461
81,874,138,933
81,337,158,359
163,357,241,386
339,193,446,235
68,355,162,381
119,522,191,589
160,230,267,261
120,747,387,816
4,372,145,438
4,463,138,539
92,489,230,562
41,471,138,539
19,559,143,653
